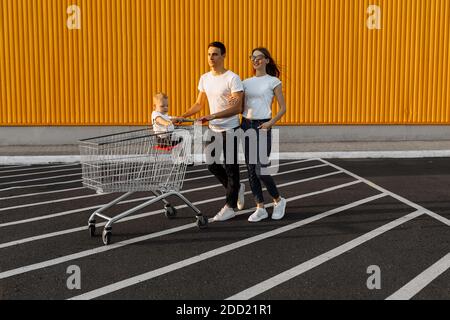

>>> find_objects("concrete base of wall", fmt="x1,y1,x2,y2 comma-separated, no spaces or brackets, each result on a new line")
1,125,449,145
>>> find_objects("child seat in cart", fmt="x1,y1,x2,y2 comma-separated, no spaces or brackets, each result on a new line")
79,126,208,245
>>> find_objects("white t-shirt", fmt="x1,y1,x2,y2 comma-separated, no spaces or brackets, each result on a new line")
243,75,282,120
198,70,244,132
151,111,174,133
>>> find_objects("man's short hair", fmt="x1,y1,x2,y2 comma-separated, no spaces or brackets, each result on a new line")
208,41,226,55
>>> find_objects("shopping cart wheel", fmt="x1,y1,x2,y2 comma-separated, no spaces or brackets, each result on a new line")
102,228,112,245
88,222,96,237
196,215,208,229
164,204,177,219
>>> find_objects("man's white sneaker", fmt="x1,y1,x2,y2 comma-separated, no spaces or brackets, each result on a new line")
272,197,286,220
213,206,236,222
237,183,245,210
248,208,269,222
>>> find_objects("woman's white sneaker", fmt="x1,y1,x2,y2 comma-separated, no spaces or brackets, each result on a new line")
213,206,236,221
272,198,286,220
237,183,245,210
248,208,269,222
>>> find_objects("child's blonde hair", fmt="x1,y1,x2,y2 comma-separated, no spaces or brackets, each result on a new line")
153,92,168,105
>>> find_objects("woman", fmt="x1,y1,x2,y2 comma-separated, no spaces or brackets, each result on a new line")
241,47,287,222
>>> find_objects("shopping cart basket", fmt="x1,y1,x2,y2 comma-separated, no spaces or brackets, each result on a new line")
79,125,207,245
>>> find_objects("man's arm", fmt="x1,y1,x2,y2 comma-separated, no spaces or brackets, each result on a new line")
198,91,243,122
181,92,207,118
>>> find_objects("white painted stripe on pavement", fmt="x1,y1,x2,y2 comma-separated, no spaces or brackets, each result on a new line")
68,191,383,300
0,168,342,245
0,159,312,192
0,176,356,279
273,151,450,159
0,165,224,200
0,156,82,165
421,212,450,227
0,167,80,179
227,210,424,300
0,160,312,215
0,193,103,212
0,165,58,173
1,163,79,173
386,252,450,300
319,159,450,227
0,187,85,200
0,165,28,170
2,150,450,165
0,173,81,187
0,179,83,192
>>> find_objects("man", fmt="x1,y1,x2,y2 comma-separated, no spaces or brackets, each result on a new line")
180,41,245,221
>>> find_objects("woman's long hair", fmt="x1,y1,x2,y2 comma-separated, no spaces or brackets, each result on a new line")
252,47,280,78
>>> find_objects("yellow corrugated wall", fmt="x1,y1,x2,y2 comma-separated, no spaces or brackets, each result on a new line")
0,0,449,125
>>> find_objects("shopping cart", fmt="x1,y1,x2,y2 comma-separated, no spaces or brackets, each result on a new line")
79,123,207,245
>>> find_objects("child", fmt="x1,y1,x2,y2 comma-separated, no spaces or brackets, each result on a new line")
151,92,182,148
152,92,175,133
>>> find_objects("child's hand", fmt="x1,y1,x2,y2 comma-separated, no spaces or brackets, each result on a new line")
170,116,184,124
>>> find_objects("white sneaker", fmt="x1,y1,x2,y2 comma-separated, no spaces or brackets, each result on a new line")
272,198,286,220
237,183,245,210
248,208,269,222
213,206,236,222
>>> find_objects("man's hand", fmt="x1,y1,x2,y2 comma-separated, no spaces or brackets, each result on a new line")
196,114,215,124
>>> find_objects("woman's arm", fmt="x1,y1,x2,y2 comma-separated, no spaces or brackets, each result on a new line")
259,84,286,129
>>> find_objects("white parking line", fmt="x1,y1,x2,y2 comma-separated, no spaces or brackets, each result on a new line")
319,159,450,227
0,160,314,193
0,163,80,174
0,179,83,192
227,209,423,300
0,164,223,200
68,191,382,300
0,176,356,279
0,167,80,179
0,165,34,172
386,252,450,300
0,187,86,200
0,193,105,212
0,173,81,187
0,160,313,213
0,168,341,244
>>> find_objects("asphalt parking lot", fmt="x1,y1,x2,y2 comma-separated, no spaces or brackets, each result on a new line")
0,158,449,300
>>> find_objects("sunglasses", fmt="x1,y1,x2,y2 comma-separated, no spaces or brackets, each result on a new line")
249,54,266,62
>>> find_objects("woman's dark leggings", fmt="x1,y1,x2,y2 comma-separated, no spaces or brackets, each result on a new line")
241,117,280,204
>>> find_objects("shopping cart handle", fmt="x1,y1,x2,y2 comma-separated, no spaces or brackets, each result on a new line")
179,118,196,123
171,118,196,124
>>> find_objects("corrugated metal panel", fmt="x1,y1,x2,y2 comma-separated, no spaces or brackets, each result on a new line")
0,0,449,125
